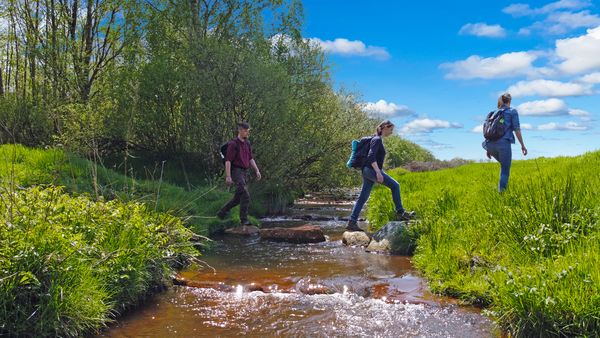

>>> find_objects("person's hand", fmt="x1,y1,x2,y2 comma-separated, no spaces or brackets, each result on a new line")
376,172,384,183
255,170,262,180
486,151,492,159
225,176,233,185
522,146,528,156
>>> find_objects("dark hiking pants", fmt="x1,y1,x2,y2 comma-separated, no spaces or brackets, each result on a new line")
220,167,250,223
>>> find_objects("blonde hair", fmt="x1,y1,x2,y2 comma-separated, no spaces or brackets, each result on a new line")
376,120,394,136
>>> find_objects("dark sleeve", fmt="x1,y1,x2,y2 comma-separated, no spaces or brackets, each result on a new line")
224,141,237,162
367,137,382,166
248,141,253,160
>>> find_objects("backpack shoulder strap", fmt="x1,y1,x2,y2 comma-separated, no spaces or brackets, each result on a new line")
226,138,238,158
491,108,506,118
233,138,240,154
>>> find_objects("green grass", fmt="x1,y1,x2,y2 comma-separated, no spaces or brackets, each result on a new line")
0,186,198,336
0,144,256,235
367,151,600,336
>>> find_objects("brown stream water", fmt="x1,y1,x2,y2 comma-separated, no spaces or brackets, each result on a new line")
101,197,496,337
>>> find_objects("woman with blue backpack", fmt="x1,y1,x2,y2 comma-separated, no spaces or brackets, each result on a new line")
346,120,416,232
482,93,528,192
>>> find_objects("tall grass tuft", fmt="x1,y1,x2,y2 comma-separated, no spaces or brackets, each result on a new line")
0,144,214,336
0,186,198,336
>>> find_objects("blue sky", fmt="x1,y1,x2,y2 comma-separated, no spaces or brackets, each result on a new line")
299,0,600,160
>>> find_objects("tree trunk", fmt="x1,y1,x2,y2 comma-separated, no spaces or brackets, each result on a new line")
80,0,94,101
0,65,4,96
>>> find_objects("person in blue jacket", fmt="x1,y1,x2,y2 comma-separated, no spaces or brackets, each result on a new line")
346,120,416,232
483,93,528,192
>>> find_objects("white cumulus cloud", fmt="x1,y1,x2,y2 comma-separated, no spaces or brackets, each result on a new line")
555,26,600,74
521,123,534,130
418,139,453,150
517,98,568,116
308,38,390,60
363,100,414,118
518,27,533,36
459,23,507,38
517,11,600,35
401,118,462,134
471,125,484,133
504,1,598,35
546,11,600,33
568,109,592,120
538,121,590,131
472,122,532,133
507,79,594,97
578,72,600,83
516,99,591,121
503,3,534,17
441,52,539,80
503,0,592,17
568,109,590,117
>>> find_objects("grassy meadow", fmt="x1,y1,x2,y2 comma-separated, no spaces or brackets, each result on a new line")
0,144,252,336
367,150,600,336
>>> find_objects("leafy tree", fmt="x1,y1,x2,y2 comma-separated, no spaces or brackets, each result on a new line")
384,135,435,169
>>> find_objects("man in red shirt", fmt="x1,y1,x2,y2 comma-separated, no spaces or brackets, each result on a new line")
217,122,262,226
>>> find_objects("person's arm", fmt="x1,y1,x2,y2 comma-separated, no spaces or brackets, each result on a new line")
250,159,261,180
368,137,384,183
515,130,527,156
371,161,383,183
512,111,527,156
248,142,261,180
224,161,233,185
224,141,236,185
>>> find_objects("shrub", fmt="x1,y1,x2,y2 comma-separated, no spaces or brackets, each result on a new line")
0,186,197,337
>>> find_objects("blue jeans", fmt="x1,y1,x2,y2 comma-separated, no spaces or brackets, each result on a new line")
486,139,512,192
350,167,404,221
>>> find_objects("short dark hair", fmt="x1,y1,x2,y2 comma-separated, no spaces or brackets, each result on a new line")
237,122,250,130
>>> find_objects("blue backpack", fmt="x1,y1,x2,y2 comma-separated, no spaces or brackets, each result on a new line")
483,108,507,141
346,137,372,169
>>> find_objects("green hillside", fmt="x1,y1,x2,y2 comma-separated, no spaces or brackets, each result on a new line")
368,151,600,336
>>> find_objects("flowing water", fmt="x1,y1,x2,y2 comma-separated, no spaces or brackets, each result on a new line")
101,195,497,337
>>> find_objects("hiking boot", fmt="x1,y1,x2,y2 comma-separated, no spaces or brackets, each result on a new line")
216,210,228,220
395,210,416,221
345,220,364,232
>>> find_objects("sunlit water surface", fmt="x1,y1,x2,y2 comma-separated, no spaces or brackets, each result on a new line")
101,199,496,337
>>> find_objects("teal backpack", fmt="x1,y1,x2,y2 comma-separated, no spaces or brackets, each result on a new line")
346,137,372,169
